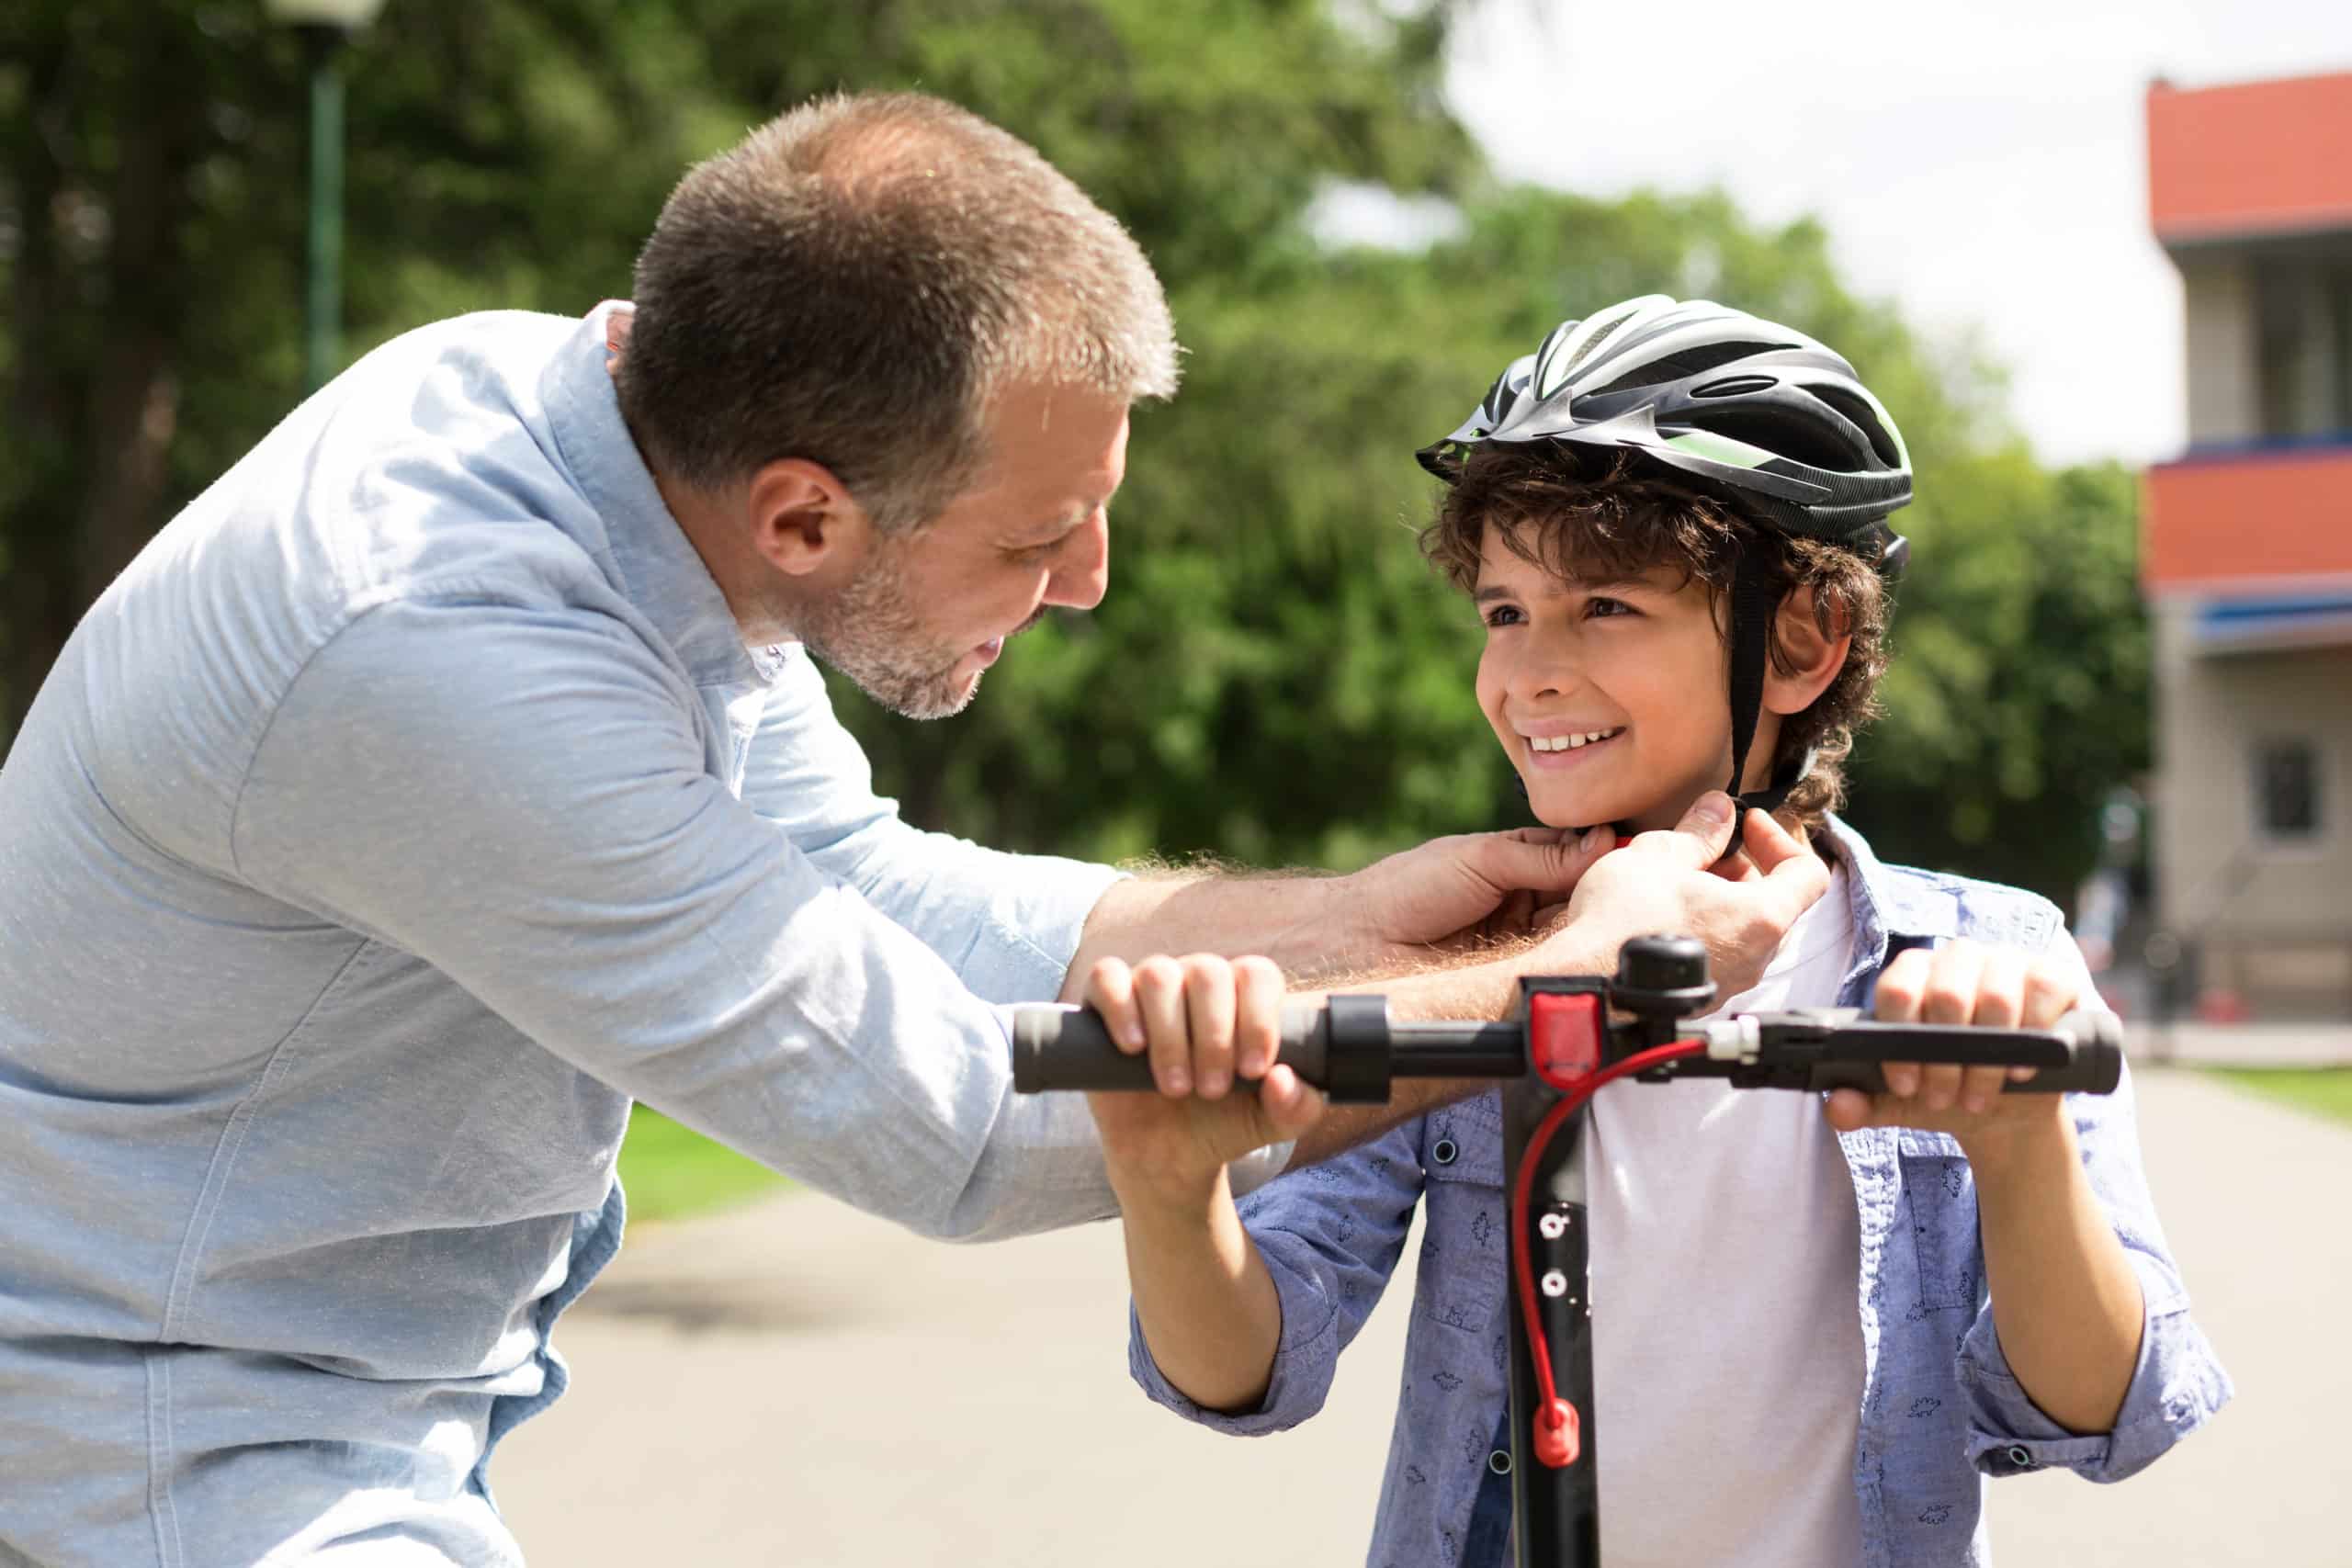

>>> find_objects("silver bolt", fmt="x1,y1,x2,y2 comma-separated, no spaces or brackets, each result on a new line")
1540,1269,1568,1297
1537,1213,1567,1240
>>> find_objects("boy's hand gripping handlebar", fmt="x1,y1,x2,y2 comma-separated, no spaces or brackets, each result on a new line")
1011,936,2123,1100
1012,935,2123,1568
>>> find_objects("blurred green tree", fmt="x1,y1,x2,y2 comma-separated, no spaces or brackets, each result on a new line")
0,0,2143,908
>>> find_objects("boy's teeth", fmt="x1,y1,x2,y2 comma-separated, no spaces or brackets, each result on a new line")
1528,728,1621,752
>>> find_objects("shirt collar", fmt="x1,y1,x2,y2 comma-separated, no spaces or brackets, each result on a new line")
538,300,786,691
1819,812,1958,1003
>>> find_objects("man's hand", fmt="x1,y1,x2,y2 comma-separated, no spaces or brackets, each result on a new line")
1822,938,2084,1160
1341,825,1618,964
1078,953,1326,1207
1527,793,1830,1000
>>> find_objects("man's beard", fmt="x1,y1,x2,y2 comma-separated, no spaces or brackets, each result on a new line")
790,538,1041,720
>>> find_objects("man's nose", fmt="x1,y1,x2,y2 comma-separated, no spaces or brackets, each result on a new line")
1042,513,1109,612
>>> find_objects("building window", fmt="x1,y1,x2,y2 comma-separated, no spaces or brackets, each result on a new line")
2254,739,2321,838
2254,253,2352,441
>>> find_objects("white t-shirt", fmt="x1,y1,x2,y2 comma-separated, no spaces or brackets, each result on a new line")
1582,863,1868,1567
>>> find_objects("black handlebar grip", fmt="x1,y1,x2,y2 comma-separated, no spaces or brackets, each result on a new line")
1803,1009,2123,1097
1011,1000,1340,1095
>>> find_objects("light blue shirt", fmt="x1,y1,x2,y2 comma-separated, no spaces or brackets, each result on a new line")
1131,818,2233,1568
0,305,1138,1565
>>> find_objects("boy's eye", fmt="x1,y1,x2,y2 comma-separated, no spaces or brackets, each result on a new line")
1585,596,1634,619
1482,604,1524,628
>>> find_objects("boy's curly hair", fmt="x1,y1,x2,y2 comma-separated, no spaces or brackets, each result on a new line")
1419,444,1892,834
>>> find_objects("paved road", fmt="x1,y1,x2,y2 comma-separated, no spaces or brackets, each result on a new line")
495,1067,2347,1565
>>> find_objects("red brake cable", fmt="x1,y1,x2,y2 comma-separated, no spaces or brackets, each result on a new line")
1509,1034,1706,1467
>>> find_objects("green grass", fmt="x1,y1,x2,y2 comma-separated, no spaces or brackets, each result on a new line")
616,1108,790,1224
2207,1067,2352,1130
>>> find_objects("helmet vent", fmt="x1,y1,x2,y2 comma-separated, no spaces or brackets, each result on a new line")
1809,384,1904,469
1686,409,1867,474
1592,342,1771,398
1691,374,1781,400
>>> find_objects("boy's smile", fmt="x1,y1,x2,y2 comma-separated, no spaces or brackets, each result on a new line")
1473,529,1755,833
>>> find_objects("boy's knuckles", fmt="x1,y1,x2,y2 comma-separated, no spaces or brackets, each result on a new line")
2020,964,2079,1024
1134,955,1184,991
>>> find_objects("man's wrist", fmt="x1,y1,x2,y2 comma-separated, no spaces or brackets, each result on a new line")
1313,866,1392,966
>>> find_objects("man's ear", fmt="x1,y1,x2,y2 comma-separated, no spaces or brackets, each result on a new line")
1762,584,1851,716
745,457,873,579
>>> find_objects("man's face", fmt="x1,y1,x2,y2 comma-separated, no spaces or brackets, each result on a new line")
796,381,1128,718
1473,527,1751,833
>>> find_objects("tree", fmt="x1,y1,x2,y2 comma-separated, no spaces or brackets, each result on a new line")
0,0,2145,908
0,0,1471,736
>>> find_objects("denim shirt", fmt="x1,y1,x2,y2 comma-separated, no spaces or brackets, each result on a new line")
1132,818,2233,1567
0,306,1141,1566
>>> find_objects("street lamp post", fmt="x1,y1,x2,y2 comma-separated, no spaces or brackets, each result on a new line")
266,0,389,395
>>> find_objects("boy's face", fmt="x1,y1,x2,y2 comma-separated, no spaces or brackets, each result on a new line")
1473,526,1753,834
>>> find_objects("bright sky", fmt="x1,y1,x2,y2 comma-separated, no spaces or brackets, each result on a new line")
1442,0,2352,466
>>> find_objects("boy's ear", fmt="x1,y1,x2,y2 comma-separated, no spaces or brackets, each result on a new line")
1762,585,1851,716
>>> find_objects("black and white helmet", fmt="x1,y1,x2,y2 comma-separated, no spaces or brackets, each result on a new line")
1418,295,1916,817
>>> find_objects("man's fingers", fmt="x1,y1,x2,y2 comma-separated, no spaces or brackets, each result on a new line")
1471,822,1615,897
1645,791,1738,868
1745,811,1831,923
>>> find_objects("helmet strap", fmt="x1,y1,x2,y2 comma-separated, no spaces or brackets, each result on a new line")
1723,552,1819,821
1724,550,1776,809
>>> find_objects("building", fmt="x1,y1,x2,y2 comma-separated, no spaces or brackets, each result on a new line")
2143,69,2352,1021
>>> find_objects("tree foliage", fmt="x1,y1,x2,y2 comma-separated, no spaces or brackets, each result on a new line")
0,0,2144,907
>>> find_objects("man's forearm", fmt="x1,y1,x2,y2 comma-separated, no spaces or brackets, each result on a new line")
1064,868,1387,994
1283,941,1606,1166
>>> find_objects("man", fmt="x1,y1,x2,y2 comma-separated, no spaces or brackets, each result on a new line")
0,95,1826,1564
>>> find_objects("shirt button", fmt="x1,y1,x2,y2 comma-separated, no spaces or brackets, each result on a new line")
1431,1138,1459,1166
2005,1445,2033,1468
1487,1449,1512,1475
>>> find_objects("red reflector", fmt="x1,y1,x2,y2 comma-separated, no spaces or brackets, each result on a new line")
1533,1398,1582,1468
1528,992,1601,1088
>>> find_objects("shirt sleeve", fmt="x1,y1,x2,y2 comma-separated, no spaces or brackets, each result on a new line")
230,598,1120,1242
737,647,1293,1196
737,646,1124,1007
1129,1120,1427,1435
1956,932,2233,1482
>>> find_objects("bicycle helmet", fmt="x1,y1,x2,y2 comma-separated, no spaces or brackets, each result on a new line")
1418,294,1914,818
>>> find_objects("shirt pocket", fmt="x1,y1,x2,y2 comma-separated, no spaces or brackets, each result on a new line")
1899,1142,1981,1315
1417,1103,1509,1336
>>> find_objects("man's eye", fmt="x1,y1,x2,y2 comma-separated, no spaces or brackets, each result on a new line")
1008,539,1060,566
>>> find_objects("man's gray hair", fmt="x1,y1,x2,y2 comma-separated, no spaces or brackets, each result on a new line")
616,92,1180,532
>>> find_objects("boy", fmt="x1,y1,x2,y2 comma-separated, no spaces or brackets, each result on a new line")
1086,297,2229,1566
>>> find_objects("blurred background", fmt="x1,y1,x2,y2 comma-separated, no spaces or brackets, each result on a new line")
5,2,2349,1561
9,0,2352,1009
